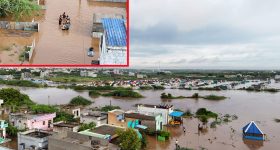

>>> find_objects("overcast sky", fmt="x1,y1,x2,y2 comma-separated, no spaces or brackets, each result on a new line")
129,0,280,69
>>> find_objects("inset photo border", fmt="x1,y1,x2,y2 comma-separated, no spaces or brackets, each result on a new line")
0,0,129,67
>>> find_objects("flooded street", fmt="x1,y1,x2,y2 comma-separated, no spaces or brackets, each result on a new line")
1,85,279,150
0,0,126,64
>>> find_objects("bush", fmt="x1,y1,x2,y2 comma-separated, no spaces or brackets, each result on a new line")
54,111,75,123
100,105,121,112
158,130,171,140
102,90,143,98
117,128,142,150
78,122,96,132
203,95,226,100
69,96,92,106
30,104,58,114
88,90,101,97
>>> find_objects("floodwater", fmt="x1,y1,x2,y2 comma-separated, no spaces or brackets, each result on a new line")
0,0,126,64
1,85,280,150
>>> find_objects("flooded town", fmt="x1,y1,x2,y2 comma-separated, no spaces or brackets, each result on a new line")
0,68,279,149
0,0,127,65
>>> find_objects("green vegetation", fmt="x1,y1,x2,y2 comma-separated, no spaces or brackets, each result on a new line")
176,147,194,150
30,104,57,114
139,86,153,90
117,128,142,150
0,0,41,21
158,130,171,140
78,122,96,132
203,95,226,100
0,79,41,87
152,85,165,90
0,88,34,111
54,111,75,123
69,96,92,106
6,123,24,137
196,108,218,124
100,105,121,112
88,90,101,97
102,90,143,98
161,93,186,99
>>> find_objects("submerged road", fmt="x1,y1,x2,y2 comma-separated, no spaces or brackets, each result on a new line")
32,0,126,64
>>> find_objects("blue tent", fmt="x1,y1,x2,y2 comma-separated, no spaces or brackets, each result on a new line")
169,111,184,117
242,121,265,141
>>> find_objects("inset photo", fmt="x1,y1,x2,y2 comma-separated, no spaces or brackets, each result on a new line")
0,0,128,66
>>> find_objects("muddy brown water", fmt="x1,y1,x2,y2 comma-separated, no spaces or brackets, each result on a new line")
0,0,126,65
1,85,280,150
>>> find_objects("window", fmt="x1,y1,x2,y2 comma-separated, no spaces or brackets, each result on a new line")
43,121,45,125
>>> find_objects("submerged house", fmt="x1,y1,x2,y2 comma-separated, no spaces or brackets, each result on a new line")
242,121,265,141
137,104,174,125
99,18,127,65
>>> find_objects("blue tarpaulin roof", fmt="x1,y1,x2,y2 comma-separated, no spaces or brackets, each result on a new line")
169,111,184,117
102,18,127,47
243,121,264,135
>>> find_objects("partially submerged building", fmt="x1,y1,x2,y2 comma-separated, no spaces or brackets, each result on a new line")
9,113,56,130
18,129,52,150
242,121,265,141
137,104,174,125
125,111,163,131
99,18,127,65
48,131,118,150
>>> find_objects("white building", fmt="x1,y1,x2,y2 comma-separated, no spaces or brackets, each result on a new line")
137,104,174,125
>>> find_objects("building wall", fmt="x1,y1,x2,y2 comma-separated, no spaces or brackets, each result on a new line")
18,133,48,150
107,112,125,127
80,116,107,126
137,106,173,125
48,131,109,150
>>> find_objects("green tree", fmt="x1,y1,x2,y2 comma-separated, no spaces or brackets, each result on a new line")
117,128,141,150
30,104,58,114
69,96,92,106
0,0,40,21
0,88,34,111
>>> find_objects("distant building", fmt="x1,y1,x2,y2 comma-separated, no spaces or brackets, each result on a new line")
80,111,107,126
80,70,97,78
21,72,32,80
137,104,174,125
18,130,51,150
9,113,56,130
99,18,127,65
48,131,118,150
128,72,135,76
275,75,280,81
0,75,14,80
40,70,49,78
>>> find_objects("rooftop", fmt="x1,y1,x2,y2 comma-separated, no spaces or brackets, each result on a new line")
90,124,123,136
20,130,51,139
137,104,174,109
53,122,80,128
124,112,158,121
102,18,127,47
